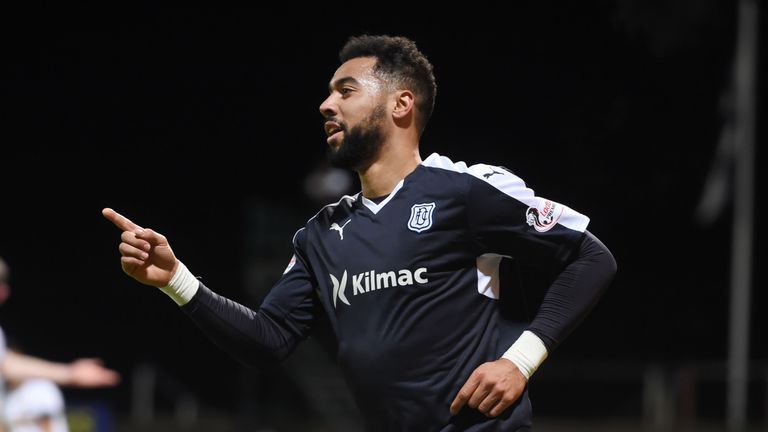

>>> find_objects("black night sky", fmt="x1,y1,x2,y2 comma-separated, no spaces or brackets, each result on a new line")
0,2,764,423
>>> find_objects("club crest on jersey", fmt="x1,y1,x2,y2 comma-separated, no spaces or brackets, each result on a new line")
526,199,563,232
408,202,435,233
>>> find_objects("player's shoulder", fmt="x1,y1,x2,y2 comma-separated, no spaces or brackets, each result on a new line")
20,378,61,392
422,152,518,182
13,378,64,405
311,194,358,223
293,194,359,243
422,152,471,172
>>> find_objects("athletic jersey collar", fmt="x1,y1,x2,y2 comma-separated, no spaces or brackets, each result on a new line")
359,162,428,214
361,179,404,214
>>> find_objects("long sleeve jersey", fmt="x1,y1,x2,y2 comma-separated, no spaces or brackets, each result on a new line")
179,152,616,431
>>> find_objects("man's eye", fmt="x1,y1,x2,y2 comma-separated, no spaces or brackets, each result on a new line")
340,88,353,95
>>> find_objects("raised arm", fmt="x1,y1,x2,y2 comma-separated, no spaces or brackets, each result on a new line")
102,208,323,366
2,350,120,387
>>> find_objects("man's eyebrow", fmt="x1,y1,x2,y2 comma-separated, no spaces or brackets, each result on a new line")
328,76,359,93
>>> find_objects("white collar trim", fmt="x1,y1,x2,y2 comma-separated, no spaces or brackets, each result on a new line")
361,179,405,214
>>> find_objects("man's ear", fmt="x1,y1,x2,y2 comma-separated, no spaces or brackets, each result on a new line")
392,90,415,120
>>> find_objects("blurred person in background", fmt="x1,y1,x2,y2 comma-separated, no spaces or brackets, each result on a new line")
4,377,67,432
103,34,616,431
3,343,69,432
0,257,120,431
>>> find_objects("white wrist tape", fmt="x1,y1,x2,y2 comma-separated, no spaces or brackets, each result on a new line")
159,261,199,306
502,330,549,380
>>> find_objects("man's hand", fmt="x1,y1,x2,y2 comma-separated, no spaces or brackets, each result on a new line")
66,358,121,387
102,208,178,288
449,358,527,417
3,352,120,388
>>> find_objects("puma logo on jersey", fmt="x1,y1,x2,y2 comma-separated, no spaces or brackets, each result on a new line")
330,219,351,240
483,168,504,179
329,267,429,308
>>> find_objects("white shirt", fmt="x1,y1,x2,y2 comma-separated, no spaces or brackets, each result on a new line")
0,326,7,423
4,379,69,432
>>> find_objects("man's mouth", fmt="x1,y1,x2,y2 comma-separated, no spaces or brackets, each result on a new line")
325,121,343,145
324,121,342,137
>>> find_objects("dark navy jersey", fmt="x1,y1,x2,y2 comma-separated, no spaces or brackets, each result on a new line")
184,152,592,431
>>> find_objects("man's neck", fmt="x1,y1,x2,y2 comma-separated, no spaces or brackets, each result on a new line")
358,144,421,198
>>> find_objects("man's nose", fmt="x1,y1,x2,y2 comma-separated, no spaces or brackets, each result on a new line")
319,95,337,118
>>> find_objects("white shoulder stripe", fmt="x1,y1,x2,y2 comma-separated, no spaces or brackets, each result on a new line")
422,152,589,233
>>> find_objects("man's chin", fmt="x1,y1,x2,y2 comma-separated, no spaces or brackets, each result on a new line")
326,132,343,148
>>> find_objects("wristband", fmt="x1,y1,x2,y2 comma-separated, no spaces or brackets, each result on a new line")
502,330,549,380
159,261,199,305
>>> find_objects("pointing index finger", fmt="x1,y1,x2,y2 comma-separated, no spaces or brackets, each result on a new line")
102,208,143,232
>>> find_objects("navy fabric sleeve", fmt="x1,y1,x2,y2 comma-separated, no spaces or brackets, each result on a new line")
461,163,616,352
464,165,590,267
526,230,617,351
180,233,324,366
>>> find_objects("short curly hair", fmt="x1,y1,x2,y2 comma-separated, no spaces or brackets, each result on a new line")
339,34,437,135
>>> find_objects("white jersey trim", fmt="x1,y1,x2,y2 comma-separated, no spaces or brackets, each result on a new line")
422,152,590,233
476,253,504,300
361,179,405,214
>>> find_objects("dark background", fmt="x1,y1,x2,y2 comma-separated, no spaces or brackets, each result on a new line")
0,2,764,426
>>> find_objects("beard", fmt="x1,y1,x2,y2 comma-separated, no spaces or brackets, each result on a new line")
327,104,387,171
